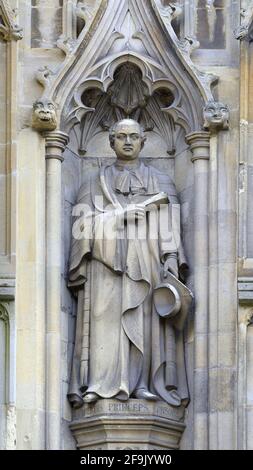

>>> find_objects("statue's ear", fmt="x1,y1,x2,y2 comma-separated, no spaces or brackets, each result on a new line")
141,136,147,149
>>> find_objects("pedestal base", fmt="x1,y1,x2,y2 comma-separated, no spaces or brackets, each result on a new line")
69,399,185,450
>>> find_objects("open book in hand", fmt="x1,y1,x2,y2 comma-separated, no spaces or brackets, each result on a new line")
139,192,169,208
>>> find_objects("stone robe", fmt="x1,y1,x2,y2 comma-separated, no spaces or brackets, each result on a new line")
68,161,190,405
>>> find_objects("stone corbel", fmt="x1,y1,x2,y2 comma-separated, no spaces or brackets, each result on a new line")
0,0,23,41
203,101,230,132
32,98,58,132
234,3,253,42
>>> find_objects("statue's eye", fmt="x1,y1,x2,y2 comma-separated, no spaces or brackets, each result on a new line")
48,104,54,110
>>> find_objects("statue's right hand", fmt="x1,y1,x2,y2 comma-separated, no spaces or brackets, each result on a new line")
123,204,146,222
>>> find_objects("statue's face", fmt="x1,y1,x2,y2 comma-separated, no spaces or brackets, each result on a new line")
113,122,143,160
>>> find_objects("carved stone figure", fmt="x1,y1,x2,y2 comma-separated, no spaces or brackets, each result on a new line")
32,98,57,131
203,101,229,131
68,119,192,409
234,3,253,41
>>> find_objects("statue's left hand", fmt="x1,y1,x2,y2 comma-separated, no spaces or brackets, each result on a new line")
163,256,178,279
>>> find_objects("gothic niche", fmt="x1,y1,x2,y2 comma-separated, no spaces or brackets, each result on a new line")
77,63,186,156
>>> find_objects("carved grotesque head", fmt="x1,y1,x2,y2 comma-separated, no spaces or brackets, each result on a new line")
109,119,146,161
203,101,229,131
32,98,57,131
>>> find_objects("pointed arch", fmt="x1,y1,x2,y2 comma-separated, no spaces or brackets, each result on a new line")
34,0,217,135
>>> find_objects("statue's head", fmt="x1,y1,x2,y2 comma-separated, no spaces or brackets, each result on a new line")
32,98,57,131
109,119,146,161
203,101,229,131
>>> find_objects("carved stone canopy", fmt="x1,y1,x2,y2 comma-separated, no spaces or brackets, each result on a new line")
33,0,218,140
78,63,182,155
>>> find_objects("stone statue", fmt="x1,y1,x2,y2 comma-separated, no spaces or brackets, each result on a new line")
68,119,192,409
32,98,57,131
203,101,229,131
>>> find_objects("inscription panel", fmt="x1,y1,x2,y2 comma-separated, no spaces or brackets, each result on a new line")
74,399,185,423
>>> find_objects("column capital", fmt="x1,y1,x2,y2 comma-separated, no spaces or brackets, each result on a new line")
43,131,69,162
185,131,210,163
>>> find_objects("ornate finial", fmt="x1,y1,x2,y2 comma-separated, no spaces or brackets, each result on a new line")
0,0,23,41
234,3,253,41
32,99,57,132
203,101,229,131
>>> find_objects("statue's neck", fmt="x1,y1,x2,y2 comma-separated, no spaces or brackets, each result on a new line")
115,159,141,171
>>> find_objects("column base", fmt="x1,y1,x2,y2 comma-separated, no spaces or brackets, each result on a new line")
69,399,186,450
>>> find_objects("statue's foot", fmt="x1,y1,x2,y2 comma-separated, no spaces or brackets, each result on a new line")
67,393,84,409
133,388,158,401
115,392,128,402
83,392,99,404
166,390,181,407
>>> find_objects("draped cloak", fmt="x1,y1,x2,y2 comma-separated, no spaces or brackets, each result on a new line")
68,162,190,406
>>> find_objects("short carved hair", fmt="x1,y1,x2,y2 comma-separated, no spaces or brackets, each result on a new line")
109,119,146,147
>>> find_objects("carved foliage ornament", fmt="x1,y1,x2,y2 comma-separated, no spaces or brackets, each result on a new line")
0,0,23,41
203,101,229,131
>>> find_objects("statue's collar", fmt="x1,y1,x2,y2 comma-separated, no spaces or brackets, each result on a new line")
114,159,142,172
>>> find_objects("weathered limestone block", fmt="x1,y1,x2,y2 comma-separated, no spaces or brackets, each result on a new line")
70,399,185,450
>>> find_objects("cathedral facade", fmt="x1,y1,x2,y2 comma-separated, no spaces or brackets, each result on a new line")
0,0,252,450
